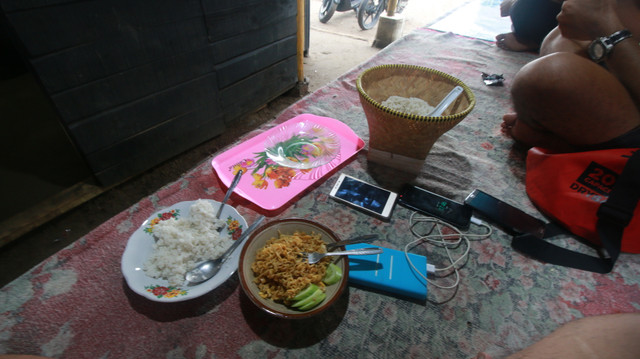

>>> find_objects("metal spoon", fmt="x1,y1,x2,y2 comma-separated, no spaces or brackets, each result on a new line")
305,247,383,264
326,234,378,251
215,169,244,232
428,86,463,117
185,215,265,284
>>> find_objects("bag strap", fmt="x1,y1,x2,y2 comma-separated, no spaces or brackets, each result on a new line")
512,150,640,273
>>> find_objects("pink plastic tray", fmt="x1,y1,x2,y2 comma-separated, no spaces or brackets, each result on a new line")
211,114,365,211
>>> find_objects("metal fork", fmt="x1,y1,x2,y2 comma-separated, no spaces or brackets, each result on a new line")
304,247,383,264
325,234,377,251
215,169,243,233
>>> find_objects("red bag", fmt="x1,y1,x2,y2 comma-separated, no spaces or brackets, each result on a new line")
515,147,640,273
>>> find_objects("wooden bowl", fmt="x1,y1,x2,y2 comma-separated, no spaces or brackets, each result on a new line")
238,218,348,319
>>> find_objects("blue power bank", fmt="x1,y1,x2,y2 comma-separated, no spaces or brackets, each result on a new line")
345,244,428,301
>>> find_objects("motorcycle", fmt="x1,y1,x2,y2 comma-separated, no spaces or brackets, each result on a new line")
319,0,407,31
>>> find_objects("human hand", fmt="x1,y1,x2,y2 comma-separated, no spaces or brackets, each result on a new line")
557,0,625,40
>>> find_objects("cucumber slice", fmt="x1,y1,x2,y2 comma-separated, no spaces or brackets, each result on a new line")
323,263,343,285
292,288,324,308
292,284,319,302
297,292,326,311
324,263,336,279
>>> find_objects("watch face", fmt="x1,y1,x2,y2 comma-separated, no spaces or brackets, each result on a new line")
593,43,605,58
589,41,606,62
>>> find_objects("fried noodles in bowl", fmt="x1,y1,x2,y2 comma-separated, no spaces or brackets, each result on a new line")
251,231,330,304
239,218,348,319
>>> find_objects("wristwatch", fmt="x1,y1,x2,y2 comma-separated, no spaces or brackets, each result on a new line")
588,30,633,63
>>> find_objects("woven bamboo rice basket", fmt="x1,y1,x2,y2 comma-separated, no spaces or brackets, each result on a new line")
357,64,475,172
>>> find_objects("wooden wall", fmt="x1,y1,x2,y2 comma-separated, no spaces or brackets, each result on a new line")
1,0,299,185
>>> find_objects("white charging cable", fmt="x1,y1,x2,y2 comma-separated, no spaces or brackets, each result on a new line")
404,212,493,290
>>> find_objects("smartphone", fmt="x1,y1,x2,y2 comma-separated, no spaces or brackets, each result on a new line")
398,185,472,229
464,189,546,239
329,174,397,219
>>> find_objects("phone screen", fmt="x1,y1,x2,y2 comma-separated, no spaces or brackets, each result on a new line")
398,185,472,229
330,174,397,218
464,189,546,238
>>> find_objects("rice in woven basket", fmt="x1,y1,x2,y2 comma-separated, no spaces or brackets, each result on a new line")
357,64,475,171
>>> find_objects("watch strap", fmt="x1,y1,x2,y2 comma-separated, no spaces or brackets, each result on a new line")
605,29,632,47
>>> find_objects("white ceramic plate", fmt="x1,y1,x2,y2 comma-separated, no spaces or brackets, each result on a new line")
264,120,340,169
121,200,247,302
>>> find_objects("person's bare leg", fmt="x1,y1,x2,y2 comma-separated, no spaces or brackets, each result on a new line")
500,0,516,17
539,26,590,56
504,52,640,151
506,313,640,359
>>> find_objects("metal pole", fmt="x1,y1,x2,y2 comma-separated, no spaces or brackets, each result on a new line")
387,0,398,16
296,0,305,83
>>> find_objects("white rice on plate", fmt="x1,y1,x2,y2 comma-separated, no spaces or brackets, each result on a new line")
381,96,435,116
143,199,232,286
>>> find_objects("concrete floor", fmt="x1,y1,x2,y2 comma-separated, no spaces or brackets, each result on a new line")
304,0,472,92
0,0,507,287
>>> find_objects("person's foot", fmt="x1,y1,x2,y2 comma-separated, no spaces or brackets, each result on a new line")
501,113,575,152
501,112,538,149
495,33,538,52
501,112,518,134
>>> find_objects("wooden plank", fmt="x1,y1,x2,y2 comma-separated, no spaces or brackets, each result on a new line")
51,46,218,122
215,35,297,89
5,1,115,56
3,0,203,57
1,0,80,12
49,22,297,123
88,54,298,184
204,0,298,42
201,0,264,11
0,180,105,248
88,100,224,170
3,0,300,190
209,16,297,64
30,13,295,95
2,0,203,14
29,16,209,93
88,102,226,185
220,56,297,122
67,72,219,153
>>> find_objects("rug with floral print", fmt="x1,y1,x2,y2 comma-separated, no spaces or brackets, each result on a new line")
1,29,639,359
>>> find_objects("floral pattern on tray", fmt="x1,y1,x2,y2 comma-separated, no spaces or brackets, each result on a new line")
263,121,341,169
230,159,310,190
